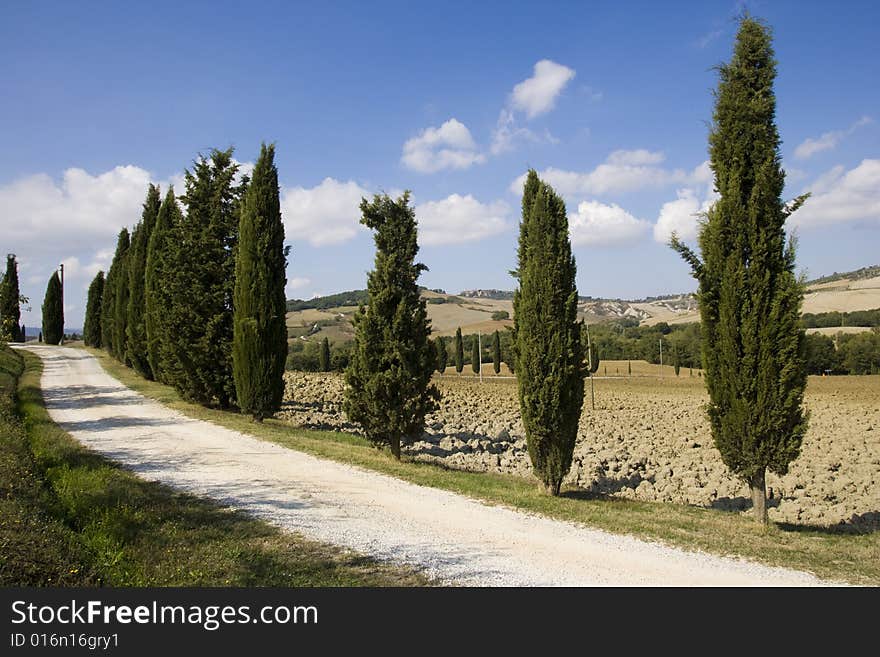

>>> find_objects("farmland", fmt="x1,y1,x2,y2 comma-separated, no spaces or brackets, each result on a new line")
279,364,880,530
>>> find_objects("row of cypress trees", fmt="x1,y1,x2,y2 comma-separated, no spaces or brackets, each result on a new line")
84,144,288,419
341,16,807,522
0,255,25,342
430,329,505,374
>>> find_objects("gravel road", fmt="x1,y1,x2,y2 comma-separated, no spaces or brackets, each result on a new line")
23,345,834,586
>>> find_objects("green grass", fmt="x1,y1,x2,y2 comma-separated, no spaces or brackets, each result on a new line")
83,346,880,585
0,345,430,586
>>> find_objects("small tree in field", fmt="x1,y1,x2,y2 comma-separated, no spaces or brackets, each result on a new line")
454,327,464,374
41,272,64,345
319,337,331,372
435,336,447,373
513,170,586,495
343,193,439,459
671,16,809,524
493,329,501,374
628,360,632,376
471,336,480,375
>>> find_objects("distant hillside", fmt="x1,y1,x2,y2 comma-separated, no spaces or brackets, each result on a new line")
286,289,367,312
807,265,880,286
285,264,880,340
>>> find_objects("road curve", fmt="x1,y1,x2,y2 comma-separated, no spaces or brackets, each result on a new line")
21,345,833,586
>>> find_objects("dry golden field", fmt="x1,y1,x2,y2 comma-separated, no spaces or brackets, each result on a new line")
280,364,879,529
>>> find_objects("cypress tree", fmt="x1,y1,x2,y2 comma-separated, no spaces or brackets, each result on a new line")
343,192,439,459
471,336,481,374
318,337,331,372
41,272,64,345
102,229,129,357
83,271,105,348
171,149,245,407
19,324,25,343
493,329,502,374
435,336,447,373
126,184,161,378
232,144,288,420
628,361,632,376
145,188,183,383
513,171,586,495
454,327,464,374
113,229,131,363
671,16,809,524
0,254,22,342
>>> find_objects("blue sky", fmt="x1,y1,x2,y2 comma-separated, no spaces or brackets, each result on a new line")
2,0,878,329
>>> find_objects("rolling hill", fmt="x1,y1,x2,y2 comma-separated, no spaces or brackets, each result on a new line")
286,265,880,343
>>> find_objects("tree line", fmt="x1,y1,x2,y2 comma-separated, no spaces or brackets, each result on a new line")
84,144,288,420
58,16,828,523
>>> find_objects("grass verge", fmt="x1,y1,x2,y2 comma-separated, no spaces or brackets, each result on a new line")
0,345,430,586
83,347,880,585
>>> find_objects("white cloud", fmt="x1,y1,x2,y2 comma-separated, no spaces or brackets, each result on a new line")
401,118,486,173
510,150,697,197
793,116,873,160
791,159,880,229
569,200,650,247
415,194,509,246
0,165,154,250
696,29,722,49
285,277,311,299
510,59,576,119
280,177,370,246
653,189,704,243
607,149,666,166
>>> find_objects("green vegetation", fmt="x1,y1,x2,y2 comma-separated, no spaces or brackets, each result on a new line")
0,345,428,586
41,271,64,345
319,337,331,372
513,170,585,495
672,17,808,524
287,290,368,312
454,327,464,374
125,184,161,379
434,336,447,372
491,310,509,321
89,347,879,585
101,228,130,358
232,144,289,421
492,330,501,374
145,188,181,383
0,254,23,342
801,308,880,328
83,271,104,348
471,336,480,374
344,193,439,460
166,149,244,408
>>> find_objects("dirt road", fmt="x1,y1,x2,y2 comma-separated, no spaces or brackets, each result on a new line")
23,345,833,586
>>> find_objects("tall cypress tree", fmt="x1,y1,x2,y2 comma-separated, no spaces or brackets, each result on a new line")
671,16,809,523
343,192,439,459
435,336,447,373
102,229,130,357
513,171,586,495
454,327,464,374
83,271,105,348
145,188,183,384
0,254,22,342
126,184,161,378
232,144,288,420
318,337,331,372
170,149,245,407
471,336,480,374
41,272,64,345
113,229,131,363
493,329,502,374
